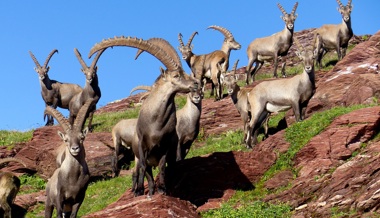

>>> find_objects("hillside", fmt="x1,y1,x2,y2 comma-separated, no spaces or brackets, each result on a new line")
1,30,380,217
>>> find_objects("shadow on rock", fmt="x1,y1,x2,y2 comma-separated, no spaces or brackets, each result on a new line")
166,151,255,207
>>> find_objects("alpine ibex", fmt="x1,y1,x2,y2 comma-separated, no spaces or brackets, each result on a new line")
29,49,82,126
178,32,227,101
223,60,269,147
89,36,199,196
246,2,299,84
129,84,203,162
0,158,26,218
246,37,317,148
175,88,202,161
314,0,353,69
68,48,105,131
44,99,94,218
111,118,137,177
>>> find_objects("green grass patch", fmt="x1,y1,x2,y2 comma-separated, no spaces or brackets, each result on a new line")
19,175,46,194
90,107,140,132
0,130,33,146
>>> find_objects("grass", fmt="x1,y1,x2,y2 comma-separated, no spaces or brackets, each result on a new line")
0,130,33,147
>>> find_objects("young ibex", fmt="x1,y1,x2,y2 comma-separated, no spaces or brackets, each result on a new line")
175,88,203,161
223,60,269,148
246,37,317,148
0,158,26,218
89,36,199,197
246,2,299,84
314,0,353,69
68,48,105,131
44,99,94,218
111,118,137,177
178,32,227,101
29,49,82,126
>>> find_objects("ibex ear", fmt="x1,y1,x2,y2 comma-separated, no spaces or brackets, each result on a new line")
82,127,89,137
281,15,285,21
160,66,167,81
46,66,50,72
58,131,67,142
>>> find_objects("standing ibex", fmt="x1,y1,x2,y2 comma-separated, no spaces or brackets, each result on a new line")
314,0,353,69
175,88,203,161
246,37,317,148
29,49,82,126
178,32,227,101
246,2,299,84
223,60,270,147
0,158,26,218
89,36,199,197
111,118,137,177
68,48,105,131
44,99,93,218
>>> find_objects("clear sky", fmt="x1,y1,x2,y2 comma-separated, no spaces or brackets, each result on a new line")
0,0,378,131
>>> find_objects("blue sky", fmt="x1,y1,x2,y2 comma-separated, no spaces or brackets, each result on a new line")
0,1,378,131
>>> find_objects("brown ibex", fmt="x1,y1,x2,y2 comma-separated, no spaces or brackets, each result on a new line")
178,32,227,101
89,36,198,196
29,49,82,126
68,48,105,131
223,60,269,148
0,158,26,218
246,2,299,84
314,0,353,69
44,99,94,218
246,37,317,148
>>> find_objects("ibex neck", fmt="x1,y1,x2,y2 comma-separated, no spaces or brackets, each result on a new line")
231,85,240,105
342,18,353,33
41,76,53,90
221,45,231,56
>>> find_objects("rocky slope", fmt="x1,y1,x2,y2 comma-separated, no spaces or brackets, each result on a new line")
1,30,380,217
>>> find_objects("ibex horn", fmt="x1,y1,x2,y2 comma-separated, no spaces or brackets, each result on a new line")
178,33,185,47
291,2,299,15
29,51,42,68
89,48,106,70
0,157,27,168
130,85,152,96
73,98,95,132
89,36,181,72
43,49,58,68
232,59,239,76
336,0,344,8
187,31,198,47
44,106,72,133
207,25,233,39
277,3,287,15
74,48,88,70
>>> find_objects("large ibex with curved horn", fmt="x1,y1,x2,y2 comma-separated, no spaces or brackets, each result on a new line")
0,158,26,218
88,36,199,197
68,48,105,131
314,0,353,69
246,2,299,84
29,49,83,126
178,32,227,101
44,98,94,218
246,36,317,148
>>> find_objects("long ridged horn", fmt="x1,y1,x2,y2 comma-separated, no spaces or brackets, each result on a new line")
73,98,94,132
29,51,42,68
277,3,287,15
0,157,27,167
187,31,198,46
291,2,298,15
231,59,239,76
90,48,106,70
89,36,180,72
135,38,181,65
44,106,72,133
207,25,233,39
43,49,58,68
178,33,185,47
347,0,352,7
130,85,152,96
336,0,344,8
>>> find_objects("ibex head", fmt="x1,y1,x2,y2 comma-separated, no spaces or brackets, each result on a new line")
336,0,353,22
223,59,239,96
207,25,241,50
277,2,298,30
44,99,94,156
74,48,105,83
178,32,198,60
29,49,58,80
293,37,317,74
